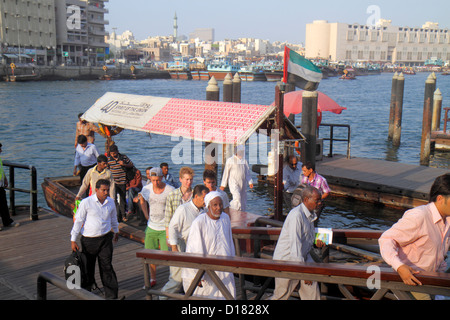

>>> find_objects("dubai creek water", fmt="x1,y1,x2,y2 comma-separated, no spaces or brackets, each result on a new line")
0,72,449,231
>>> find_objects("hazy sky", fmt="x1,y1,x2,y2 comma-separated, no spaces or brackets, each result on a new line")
106,0,450,44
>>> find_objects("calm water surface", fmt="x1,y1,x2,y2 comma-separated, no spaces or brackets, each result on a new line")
0,72,449,230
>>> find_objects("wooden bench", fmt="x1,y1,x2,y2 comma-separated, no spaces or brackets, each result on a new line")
136,249,450,300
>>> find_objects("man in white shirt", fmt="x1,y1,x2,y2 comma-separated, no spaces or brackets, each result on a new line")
160,184,209,299
182,191,236,299
283,155,302,209
271,185,325,300
73,134,100,183
203,169,230,214
220,145,253,212
71,179,120,299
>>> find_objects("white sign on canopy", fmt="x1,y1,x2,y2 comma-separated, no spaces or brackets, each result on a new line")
82,92,277,145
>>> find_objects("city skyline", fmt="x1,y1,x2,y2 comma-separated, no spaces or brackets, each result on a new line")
106,0,450,44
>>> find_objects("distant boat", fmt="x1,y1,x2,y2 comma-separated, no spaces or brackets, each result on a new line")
261,60,284,82
402,67,416,75
424,57,444,72
340,68,356,80
264,69,283,82
167,57,192,80
207,58,240,81
4,74,41,82
189,57,209,81
239,65,266,81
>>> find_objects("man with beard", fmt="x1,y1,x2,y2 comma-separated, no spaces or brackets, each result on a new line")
182,191,236,299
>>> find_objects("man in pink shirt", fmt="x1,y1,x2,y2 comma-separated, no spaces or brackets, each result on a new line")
379,174,450,297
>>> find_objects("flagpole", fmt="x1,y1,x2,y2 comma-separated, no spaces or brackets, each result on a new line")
274,81,285,221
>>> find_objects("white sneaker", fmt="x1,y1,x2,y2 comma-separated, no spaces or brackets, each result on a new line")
8,221,20,227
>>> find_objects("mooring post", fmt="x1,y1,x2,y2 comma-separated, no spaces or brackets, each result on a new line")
420,74,436,166
232,73,241,103
301,91,318,167
222,73,233,173
388,72,398,141
223,73,233,102
431,88,442,132
392,73,405,147
205,76,219,173
274,83,285,220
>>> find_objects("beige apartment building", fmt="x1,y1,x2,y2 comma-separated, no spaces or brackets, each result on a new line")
306,19,450,65
0,0,56,65
0,0,108,66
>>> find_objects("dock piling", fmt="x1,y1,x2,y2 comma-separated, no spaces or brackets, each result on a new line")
420,74,436,166
205,76,219,173
232,73,241,103
431,88,442,132
300,91,318,167
274,83,286,220
388,72,398,141
392,73,405,147
222,73,234,172
223,73,233,102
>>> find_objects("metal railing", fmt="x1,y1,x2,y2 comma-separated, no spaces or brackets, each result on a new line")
3,161,38,220
318,123,351,159
37,272,104,300
295,123,351,159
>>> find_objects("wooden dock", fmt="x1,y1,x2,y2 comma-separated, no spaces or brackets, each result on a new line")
316,155,449,209
0,207,168,300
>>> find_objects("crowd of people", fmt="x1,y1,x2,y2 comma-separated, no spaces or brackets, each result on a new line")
66,118,450,300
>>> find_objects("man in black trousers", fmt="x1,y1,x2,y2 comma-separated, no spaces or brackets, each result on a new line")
0,143,20,231
70,179,120,299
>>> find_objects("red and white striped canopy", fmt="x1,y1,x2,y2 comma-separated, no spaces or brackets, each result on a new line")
82,92,277,145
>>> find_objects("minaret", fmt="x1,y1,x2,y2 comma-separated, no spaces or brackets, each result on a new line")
173,12,178,41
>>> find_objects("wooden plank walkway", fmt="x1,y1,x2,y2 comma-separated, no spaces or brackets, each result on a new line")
316,155,449,209
0,207,170,300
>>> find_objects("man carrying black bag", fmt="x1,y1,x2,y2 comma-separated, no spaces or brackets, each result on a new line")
70,179,120,299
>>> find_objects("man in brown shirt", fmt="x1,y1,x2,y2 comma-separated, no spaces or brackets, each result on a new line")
75,113,102,146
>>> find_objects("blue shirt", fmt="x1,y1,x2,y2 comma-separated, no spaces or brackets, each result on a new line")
74,143,99,167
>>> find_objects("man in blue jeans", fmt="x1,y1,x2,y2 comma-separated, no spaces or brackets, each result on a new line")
0,143,20,231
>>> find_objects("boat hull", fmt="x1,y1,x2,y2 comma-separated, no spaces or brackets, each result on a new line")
264,70,283,82
199,70,210,81
41,176,79,218
169,71,192,80
239,72,267,82
191,71,200,80
208,71,236,81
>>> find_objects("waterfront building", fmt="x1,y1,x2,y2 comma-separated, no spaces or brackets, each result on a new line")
0,0,56,65
55,0,109,66
0,0,109,67
305,19,450,66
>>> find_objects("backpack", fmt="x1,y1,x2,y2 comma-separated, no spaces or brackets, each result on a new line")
64,250,88,289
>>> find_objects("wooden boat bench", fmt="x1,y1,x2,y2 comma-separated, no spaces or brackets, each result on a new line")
136,249,450,300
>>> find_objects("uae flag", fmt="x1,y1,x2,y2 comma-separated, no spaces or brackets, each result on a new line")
283,46,322,91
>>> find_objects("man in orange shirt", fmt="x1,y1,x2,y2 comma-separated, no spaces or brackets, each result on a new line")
379,173,450,299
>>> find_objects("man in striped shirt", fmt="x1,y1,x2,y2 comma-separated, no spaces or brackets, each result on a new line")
164,167,194,234
107,144,134,222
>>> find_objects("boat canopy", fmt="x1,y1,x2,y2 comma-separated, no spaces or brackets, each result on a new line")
82,92,304,145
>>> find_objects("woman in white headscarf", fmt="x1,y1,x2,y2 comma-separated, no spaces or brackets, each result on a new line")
181,191,236,299
220,145,253,212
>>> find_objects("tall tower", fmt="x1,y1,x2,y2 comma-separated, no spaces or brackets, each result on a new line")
173,12,178,41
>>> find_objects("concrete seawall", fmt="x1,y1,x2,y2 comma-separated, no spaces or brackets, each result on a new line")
0,65,171,81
